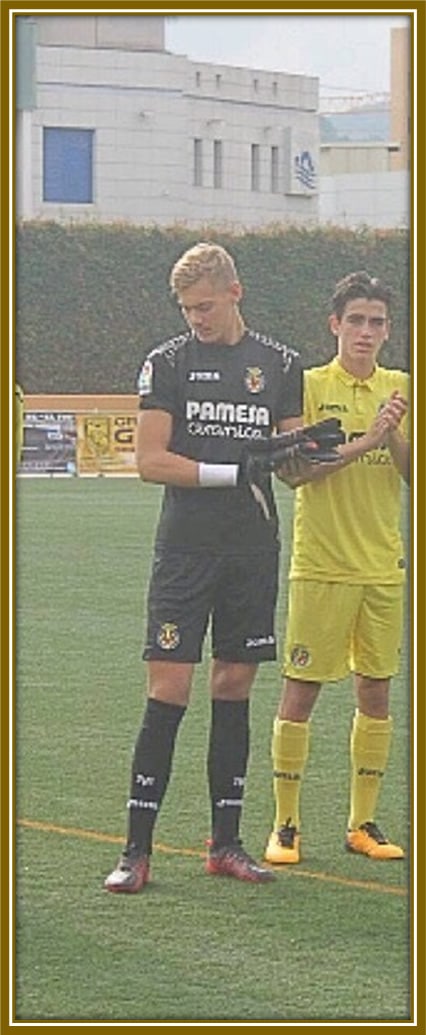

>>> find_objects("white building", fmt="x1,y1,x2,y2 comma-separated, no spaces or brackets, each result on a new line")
15,16,409,231
16,15,319,229
320,141,409,229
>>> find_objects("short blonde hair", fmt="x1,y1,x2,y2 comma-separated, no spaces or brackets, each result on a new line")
170,242,239,295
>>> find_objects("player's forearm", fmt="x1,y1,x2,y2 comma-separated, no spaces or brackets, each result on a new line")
276,431,388,488
137,447,199,486
277,425,410,489
337,428,409,484
137,449,240,488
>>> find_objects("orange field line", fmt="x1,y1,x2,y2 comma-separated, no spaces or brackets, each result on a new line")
17,817,408,897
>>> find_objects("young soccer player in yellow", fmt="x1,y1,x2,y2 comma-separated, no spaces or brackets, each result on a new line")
265,271,409,864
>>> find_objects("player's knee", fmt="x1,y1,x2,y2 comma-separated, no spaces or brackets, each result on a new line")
211,661,256,699
279,678,320,722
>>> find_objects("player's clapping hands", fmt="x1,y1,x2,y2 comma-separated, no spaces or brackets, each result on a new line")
381,390,408,430
365,390,408,449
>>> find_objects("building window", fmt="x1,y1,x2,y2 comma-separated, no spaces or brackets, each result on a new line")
251,144,260,191
195,70,201,87
270,146,279,193
193,138,203,187
43,127,94,203
215,74,221,89
213,139,223,189
272,80,278,97
253,78,259,93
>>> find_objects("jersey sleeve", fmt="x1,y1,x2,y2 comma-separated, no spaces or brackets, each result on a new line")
136,349,179,416
276,348,304,421
396,371,410,440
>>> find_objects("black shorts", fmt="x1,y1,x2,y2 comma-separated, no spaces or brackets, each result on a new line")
143,548,279,664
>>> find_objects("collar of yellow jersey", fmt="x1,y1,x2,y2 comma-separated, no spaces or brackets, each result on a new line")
331,356,378,389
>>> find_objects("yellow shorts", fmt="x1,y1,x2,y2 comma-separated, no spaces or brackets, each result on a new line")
283,580,404,682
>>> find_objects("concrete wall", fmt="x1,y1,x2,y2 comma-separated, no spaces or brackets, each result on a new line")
36,15,166,51
320,143,400,176
17,17,319,229
320,170,409,229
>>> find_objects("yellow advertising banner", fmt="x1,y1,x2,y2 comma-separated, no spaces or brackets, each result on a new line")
76,414,137,474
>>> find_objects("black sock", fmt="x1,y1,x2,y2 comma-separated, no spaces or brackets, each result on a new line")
126,697,186,855
207,698,250,849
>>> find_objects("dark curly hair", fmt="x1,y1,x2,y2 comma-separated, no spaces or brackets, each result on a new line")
331,271,392,320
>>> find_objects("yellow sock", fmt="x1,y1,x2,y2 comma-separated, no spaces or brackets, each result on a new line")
349,709,393,830
271,717,310,831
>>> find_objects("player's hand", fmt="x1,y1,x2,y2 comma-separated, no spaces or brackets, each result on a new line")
381,391,408,430
365,392,408,449
238,419,345,517
241,419,345,478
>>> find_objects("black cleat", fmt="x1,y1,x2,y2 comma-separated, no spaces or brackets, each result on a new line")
206,840,276,883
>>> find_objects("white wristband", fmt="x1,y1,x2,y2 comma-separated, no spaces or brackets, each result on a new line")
198,462,239,487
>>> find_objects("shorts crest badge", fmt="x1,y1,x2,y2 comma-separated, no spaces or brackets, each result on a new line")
290,644,311,668
245,367,265,394
157,622,180,651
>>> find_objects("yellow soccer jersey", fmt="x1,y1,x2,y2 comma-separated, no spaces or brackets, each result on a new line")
290,358,409,583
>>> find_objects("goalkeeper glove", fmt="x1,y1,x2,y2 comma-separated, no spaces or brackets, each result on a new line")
243,418,345,474
240,418,345,517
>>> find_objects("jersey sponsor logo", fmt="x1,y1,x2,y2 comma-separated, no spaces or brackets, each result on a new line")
156,622,180,650
339,430,391,465
359,451,392,466
318,402,349,413
290,644,311,668
187,370,221,382
244,366,265,394
137,359,153,396
186,400,270,440
188,423,266,440
186,400,269,425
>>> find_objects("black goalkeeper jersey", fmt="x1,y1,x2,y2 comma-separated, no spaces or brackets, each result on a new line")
137,329,303,553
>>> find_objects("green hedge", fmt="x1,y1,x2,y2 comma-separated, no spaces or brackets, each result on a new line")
16,222,410,394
